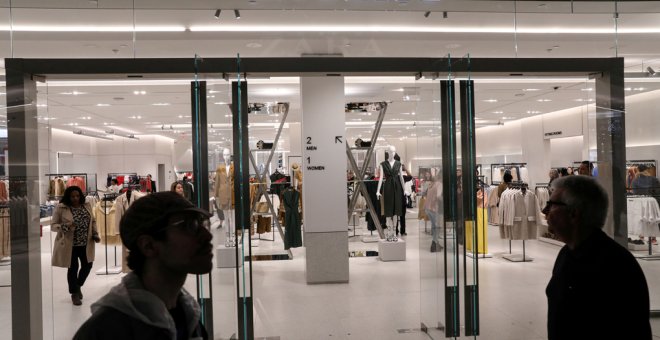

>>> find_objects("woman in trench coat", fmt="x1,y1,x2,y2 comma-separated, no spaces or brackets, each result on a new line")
51,186,100,306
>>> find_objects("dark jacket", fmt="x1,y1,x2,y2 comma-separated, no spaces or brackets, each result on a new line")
73,272,208,340
546,229,651,340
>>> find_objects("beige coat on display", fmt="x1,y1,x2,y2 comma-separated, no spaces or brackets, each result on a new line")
51,202,98,268
214,163,234,210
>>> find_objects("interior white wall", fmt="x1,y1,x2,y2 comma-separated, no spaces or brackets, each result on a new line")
44,130,175,195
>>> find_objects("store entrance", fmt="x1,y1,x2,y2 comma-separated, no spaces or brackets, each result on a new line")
4,56,629,340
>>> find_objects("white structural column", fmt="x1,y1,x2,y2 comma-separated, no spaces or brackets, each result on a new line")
300,77,349,283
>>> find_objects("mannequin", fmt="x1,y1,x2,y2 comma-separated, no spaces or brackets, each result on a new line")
376,145,406,241
214,148,235,247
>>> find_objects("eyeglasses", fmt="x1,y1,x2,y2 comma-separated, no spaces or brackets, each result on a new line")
169,215,211,235
545,200,567,210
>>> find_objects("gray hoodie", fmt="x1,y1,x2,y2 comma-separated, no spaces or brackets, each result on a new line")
73,272,206,340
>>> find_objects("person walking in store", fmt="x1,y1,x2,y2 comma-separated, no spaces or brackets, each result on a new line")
51,186,101,306
542,176,651,340
496,172,512,203
547,169,559,190
577,160,592,176
171,181,185,197
107,178,121,194
73,191,212,339
147,174,157,193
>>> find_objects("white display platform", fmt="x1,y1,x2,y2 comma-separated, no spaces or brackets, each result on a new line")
95,266,122,275
361,233,379,243
378,239,406,261
216,245,243,268
502,254,534,262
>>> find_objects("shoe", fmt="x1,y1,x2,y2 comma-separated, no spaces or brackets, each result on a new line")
71,294,82,306
430,241,437,253
401,232,407,236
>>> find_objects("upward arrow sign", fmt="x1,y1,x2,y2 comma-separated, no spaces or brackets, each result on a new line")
335,136,343,144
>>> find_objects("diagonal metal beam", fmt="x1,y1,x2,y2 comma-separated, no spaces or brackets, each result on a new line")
346,102,387,216
346,147,385,239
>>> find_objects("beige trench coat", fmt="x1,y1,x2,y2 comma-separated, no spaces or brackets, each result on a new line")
51,202,98,268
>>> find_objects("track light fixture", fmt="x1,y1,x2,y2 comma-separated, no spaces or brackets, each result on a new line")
424,11,431,18
443,11,448,19
73,129,113,140
214,9,221,19
647,66,656,76
106,129,139,140
234,9,241,19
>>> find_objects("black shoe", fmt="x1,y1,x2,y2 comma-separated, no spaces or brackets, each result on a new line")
71,294,82,306
430,241,437,253
401,232,407,236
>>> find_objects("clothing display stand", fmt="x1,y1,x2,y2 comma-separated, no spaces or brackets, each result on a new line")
490,163,527,185
467,177,492,259
95,192,122,275
45,173,91,199
502,240,533,262
501,182,534,262
345,102,387,242
247,102,292,259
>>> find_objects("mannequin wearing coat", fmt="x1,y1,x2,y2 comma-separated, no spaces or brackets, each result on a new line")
51,186,100,306
376,145,406,241
214,148,236,247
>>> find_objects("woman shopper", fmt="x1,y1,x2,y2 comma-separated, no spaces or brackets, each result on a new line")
51,186,100,306
171,181,185,197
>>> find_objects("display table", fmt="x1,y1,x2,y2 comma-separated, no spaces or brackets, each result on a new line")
378,239,406,261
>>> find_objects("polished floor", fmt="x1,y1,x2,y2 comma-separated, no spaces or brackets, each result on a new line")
0,210,659,339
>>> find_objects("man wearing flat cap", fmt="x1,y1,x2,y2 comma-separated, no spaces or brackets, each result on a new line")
74,191,213,339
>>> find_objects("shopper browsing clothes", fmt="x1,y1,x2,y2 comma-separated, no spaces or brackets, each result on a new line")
542,176,651,340
171,181,185,197
51,186,101,306
74,192,212,339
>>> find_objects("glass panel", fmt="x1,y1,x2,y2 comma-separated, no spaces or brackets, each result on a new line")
417,64,445,338
38,74,194,339
207,62,238,340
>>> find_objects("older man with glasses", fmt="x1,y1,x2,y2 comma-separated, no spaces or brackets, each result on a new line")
542,176,651,340
74,191,213,340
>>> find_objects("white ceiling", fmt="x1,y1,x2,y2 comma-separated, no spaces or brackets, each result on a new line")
1,1,660,149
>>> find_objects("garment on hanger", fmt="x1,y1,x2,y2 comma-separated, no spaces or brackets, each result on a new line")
283,188,302,249
380,160,403,217
214,163,234,210
94,200,120,245
113,190,146,272
498,188,538,240
627,197,660,237
0,180,8,202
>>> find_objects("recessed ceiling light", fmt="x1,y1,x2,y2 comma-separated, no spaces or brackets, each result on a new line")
209,90,221,94
60,91,87,95
133,90,146,95
574,98,595,102
537,99,552,102
493,111,503,114
633,87,646,91
502,117,516,119
80,116,92,120
129,115,142,119
152,103,171,106
96,103,110,107
523,88,540,92
581,88,593,92
483,99,498,103
37,103,47,107
527,110,541,114
178,115,184,118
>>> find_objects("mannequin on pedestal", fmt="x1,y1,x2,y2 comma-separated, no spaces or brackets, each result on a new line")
376,145,406,241
214,148,235,247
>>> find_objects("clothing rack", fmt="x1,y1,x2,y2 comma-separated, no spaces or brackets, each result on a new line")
490,163,527,185
626,193,660,259
95,192,122,275
501,185,534,262
45,173,91,198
